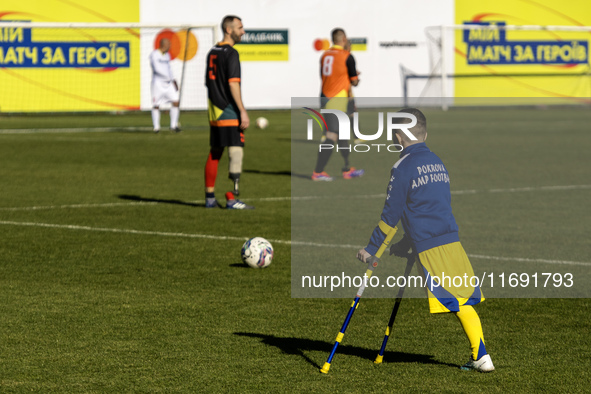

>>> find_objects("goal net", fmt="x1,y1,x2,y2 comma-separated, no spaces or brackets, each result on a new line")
0,22,216,113
402,24,591,109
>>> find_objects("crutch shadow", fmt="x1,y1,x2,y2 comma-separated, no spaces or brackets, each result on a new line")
117,194,204,207
233,332,457,369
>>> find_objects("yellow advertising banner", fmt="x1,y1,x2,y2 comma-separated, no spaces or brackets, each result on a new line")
234,30,289,61
349,38,368,52
455,0,591,100
0,0,139,112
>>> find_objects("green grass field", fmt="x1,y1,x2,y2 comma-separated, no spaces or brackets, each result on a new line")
0,108,590,392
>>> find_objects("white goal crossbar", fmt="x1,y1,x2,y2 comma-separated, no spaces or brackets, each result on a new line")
407,24,591,109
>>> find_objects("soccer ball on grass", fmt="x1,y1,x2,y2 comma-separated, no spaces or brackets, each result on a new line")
255,117,269,129
241,237,274,268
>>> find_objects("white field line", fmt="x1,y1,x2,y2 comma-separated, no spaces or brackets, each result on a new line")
266,184,591,200
1,184,589,211
0,127,152,134
467,254,591,267
487,185,591,193
0,219,589,267
452,184,591,195
0,219,355,248
0,202,158,211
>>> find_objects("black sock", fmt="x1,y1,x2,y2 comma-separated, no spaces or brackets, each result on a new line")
206,192,215,199
338,139,351,171
314,138,335,173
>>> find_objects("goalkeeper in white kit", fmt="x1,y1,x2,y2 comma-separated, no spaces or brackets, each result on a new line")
149,38,181,133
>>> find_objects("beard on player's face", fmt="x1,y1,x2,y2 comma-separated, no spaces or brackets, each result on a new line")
231,30,242,43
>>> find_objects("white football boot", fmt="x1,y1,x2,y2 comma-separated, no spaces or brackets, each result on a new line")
461,354,495,372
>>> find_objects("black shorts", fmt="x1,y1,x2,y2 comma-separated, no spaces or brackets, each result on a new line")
210,126,244,147
347,97,356,115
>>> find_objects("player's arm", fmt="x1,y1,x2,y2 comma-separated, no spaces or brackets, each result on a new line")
228,51,249,130
346,55,360,87
358,167,408,262
149,52,157,74
150,53,168,80
166,57,177,88
229,82,249,130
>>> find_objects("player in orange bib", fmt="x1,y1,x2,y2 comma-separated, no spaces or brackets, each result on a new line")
312,28,364,181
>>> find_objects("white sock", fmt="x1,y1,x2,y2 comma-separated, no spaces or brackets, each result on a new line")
170,106,180,129
151,108,160,130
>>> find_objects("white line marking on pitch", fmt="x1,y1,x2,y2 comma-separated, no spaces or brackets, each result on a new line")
486,185,591,193
0,202,158,211
1,184,588,211
452,184,591,195
0,127,152,134
466,254,591,267
0,220,250,242
0,220,588,267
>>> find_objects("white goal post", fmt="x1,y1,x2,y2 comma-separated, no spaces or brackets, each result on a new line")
402,24,591,109
0,22,219,113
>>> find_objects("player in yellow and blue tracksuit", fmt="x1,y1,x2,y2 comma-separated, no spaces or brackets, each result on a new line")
357,108,495,372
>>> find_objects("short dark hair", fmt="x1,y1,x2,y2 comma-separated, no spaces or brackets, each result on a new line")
221,15,241,35
395,108,427,142
331,28,345,44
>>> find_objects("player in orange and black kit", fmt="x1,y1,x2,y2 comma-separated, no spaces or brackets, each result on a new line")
312,28,364,181
204,15,254,209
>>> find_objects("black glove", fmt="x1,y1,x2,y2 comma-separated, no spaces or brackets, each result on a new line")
389,233,412,257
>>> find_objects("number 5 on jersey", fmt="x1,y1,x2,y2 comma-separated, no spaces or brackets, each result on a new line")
208,54,218,80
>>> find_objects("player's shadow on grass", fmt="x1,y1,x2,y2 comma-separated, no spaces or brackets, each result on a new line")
234,332,456,369
117,194,204,207
243,169,310,180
